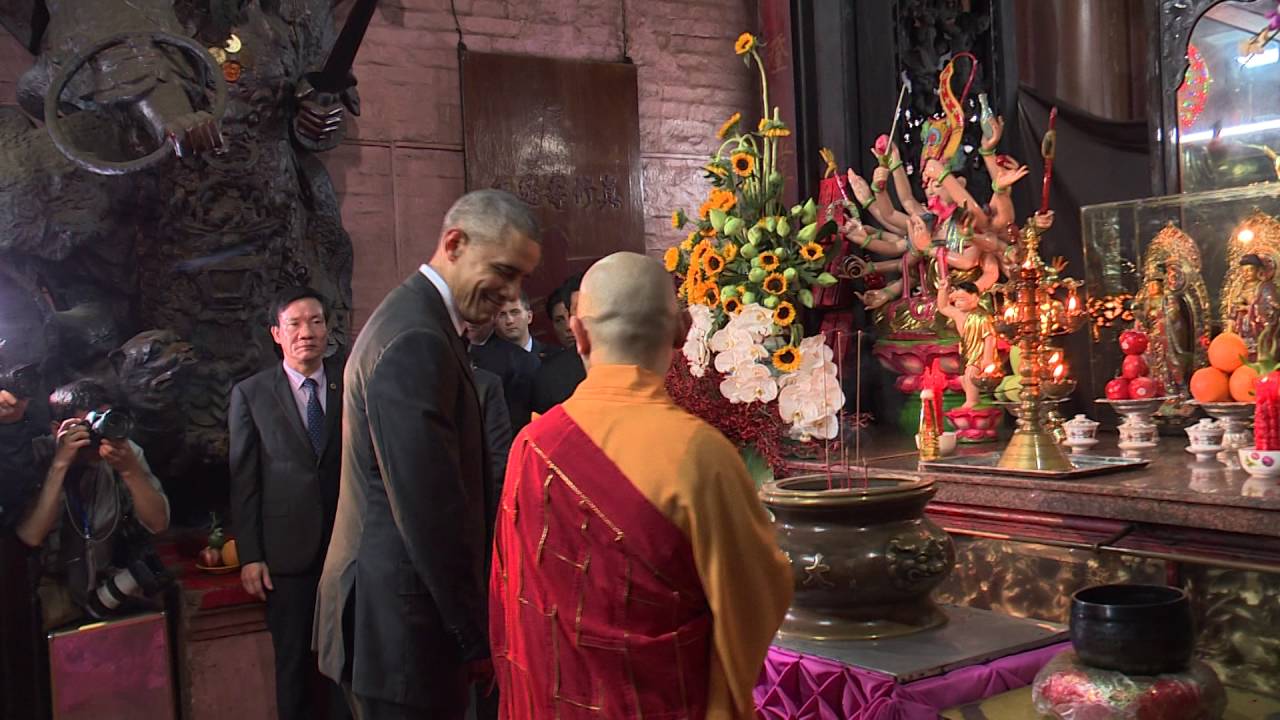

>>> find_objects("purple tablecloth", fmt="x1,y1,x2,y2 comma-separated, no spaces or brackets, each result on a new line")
754,641,1071,719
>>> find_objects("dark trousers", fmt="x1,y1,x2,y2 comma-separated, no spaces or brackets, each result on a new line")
343,684,468,720
265,572,350,720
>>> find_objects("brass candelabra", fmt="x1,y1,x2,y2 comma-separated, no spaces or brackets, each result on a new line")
991,222,1088,472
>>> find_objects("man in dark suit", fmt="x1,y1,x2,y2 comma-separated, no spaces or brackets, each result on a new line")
531,275,586,414
315,189,540,720
494,292,556,364
466,319,537,430
230,287,349,720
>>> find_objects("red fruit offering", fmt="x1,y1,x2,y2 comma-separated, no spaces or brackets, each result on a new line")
199,547,222,567
1130,376,1158,398
1119,329,1149,356
1121,354,1148,379
1105,377,1131,400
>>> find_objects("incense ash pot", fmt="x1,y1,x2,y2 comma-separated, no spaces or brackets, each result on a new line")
760,474,955,640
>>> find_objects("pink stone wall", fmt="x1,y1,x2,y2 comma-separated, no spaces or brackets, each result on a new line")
0,0,759,328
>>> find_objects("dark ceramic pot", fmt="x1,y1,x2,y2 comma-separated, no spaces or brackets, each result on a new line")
1070,584,1193,675
759,474,955,640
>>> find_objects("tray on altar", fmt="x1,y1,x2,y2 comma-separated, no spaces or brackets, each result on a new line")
918,452,1149,478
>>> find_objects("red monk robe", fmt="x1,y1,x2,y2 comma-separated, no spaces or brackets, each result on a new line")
490,364,793,719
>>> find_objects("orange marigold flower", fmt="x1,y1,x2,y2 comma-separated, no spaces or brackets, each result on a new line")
772,345,802,372
773,301,796,327
709,188,737,212
759,252,780,271
735,33,756,56
763,272,787,295
664,246,681,272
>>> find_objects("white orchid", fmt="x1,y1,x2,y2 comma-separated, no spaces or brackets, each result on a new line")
720,362,779,404
714,342,767,374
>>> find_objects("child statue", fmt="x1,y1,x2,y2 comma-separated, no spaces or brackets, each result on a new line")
937,278,997,408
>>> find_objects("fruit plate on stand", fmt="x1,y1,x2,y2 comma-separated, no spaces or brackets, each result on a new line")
195,563,241,575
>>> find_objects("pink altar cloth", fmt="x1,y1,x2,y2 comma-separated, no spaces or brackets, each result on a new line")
754,641,1071,719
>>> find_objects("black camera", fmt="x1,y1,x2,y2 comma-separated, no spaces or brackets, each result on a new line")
84,408,134,445
84,523,172,619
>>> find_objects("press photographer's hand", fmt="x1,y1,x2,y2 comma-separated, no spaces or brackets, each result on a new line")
100,438,142,474
53,419,92,467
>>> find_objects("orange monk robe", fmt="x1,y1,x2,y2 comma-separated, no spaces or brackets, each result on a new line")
561,364,794,719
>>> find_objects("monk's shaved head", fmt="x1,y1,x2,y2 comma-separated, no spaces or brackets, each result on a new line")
575,252,681,372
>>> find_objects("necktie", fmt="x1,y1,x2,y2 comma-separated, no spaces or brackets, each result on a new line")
302,378,324,455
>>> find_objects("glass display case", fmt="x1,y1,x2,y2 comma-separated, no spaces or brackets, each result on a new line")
1082,181,1280,400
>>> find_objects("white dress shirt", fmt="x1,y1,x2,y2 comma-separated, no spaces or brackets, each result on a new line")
419,263,465,337
521,336,533,352
282,362,327,422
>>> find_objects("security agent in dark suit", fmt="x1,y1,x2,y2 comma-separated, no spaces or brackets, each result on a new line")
531,276,586,414
466,322,536,430
494,291,557,364
315,190,541,720
230,287,350,720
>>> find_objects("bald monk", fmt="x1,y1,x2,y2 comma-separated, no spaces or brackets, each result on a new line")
489,252,793,719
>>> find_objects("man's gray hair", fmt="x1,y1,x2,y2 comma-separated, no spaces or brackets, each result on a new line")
442,189,541,245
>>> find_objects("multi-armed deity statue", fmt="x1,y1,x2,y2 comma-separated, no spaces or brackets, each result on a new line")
831,54,1053,438
0,0,364,516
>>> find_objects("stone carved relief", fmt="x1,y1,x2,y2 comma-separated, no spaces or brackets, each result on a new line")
931,536,1167,623
1185,565,1280,697
0,0,355,518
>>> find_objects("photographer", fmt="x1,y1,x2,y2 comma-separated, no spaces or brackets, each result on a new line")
15,379,170,628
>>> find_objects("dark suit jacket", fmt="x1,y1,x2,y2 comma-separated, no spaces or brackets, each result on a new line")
531,349,586,414
472,367,513,508
469,335,536,429
315,272,490,710
529,337,559,365
229,357,343,576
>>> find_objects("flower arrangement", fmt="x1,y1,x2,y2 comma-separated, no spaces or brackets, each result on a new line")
665,32,845,442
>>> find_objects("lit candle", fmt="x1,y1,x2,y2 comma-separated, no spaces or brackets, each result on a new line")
1240,228,1255,244
1053,363,1066,380
1066,289,1079,313
1048,351,1062,366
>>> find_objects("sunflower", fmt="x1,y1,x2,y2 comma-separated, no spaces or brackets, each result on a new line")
701,250,725,276
735,33,756,56
717,112,742,140
730,152,756,177
705,162,728,178
692,238,713,260
664,246,680,272
772,345,802,373
671,210,685,229
681,232,697,251
700,227,718,238
800,242,824,262
698,200,714,219
773,301,796,327
764,126,792,138
722,296,743,315
700,283,721,306
762,272,788,295
709,188,737,212
723,243,738,262
759,252,780,271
